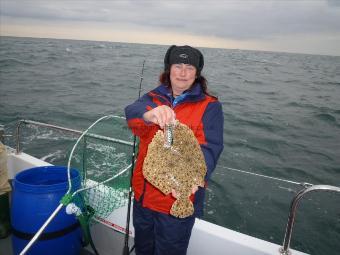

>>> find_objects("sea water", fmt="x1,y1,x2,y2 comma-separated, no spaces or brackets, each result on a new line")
1,36,339,255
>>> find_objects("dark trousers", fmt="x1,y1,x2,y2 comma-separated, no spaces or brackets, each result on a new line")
133,200,195,255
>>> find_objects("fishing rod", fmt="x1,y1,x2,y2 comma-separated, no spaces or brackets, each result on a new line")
123,60,146,255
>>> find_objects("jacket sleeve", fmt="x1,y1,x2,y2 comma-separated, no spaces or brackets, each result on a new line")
201,101,224,181
124,93,158,138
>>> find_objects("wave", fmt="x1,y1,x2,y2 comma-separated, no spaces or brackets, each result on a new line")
323,166,340,175
243,80,264,85
255,91,278,96
0,58,33,67
281,167,311,181
40,149,65,162
315,113,337,124
244,143,278,156
244,57,282,66
334,109,340,115
313,81,340,86
226,72,241,76
91,44,107,49
305,148,335,161
285,102,339,115
284,79,301,84
70,81,102,88
238,118,279,132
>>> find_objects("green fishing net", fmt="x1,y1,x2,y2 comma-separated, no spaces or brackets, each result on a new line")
68,116,135,222
13,116,135,224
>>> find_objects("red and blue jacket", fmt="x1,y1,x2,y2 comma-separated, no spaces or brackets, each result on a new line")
125,83,224,217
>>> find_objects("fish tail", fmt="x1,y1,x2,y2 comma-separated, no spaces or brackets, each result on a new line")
170,198,194,218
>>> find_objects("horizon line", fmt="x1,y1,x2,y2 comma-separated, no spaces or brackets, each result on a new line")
2,34,339,58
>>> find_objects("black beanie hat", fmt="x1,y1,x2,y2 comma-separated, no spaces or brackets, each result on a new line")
164,45,204,72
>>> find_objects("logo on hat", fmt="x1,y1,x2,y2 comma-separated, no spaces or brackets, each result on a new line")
179,53,188,59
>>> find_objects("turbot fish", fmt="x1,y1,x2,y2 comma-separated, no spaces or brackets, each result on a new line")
143,121,207,218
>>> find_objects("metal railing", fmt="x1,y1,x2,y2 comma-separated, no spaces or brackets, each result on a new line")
11,119,340,255
0,124,12,144
279,185,340,255
223,166,340,254
15,119,133,154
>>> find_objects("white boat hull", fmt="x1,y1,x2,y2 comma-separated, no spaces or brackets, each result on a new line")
6,148,309,255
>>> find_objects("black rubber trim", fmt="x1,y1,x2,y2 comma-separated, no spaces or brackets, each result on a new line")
12,221,80,241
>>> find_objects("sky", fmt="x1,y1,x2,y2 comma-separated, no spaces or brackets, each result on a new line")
1,0,340,56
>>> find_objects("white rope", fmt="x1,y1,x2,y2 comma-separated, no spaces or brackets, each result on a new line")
220,166,313,187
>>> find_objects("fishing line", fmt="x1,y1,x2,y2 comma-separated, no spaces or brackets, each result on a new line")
221,166,313,187
123,60,146,255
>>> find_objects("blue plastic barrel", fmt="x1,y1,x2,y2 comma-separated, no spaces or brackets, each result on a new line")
11,166,82,255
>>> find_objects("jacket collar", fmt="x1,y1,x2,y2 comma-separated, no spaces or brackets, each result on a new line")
153,83,205,103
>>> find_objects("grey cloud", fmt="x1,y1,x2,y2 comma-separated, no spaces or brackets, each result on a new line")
2,0,340,40
327,0,340,7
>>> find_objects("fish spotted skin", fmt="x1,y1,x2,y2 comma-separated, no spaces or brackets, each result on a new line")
143,121,206,218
